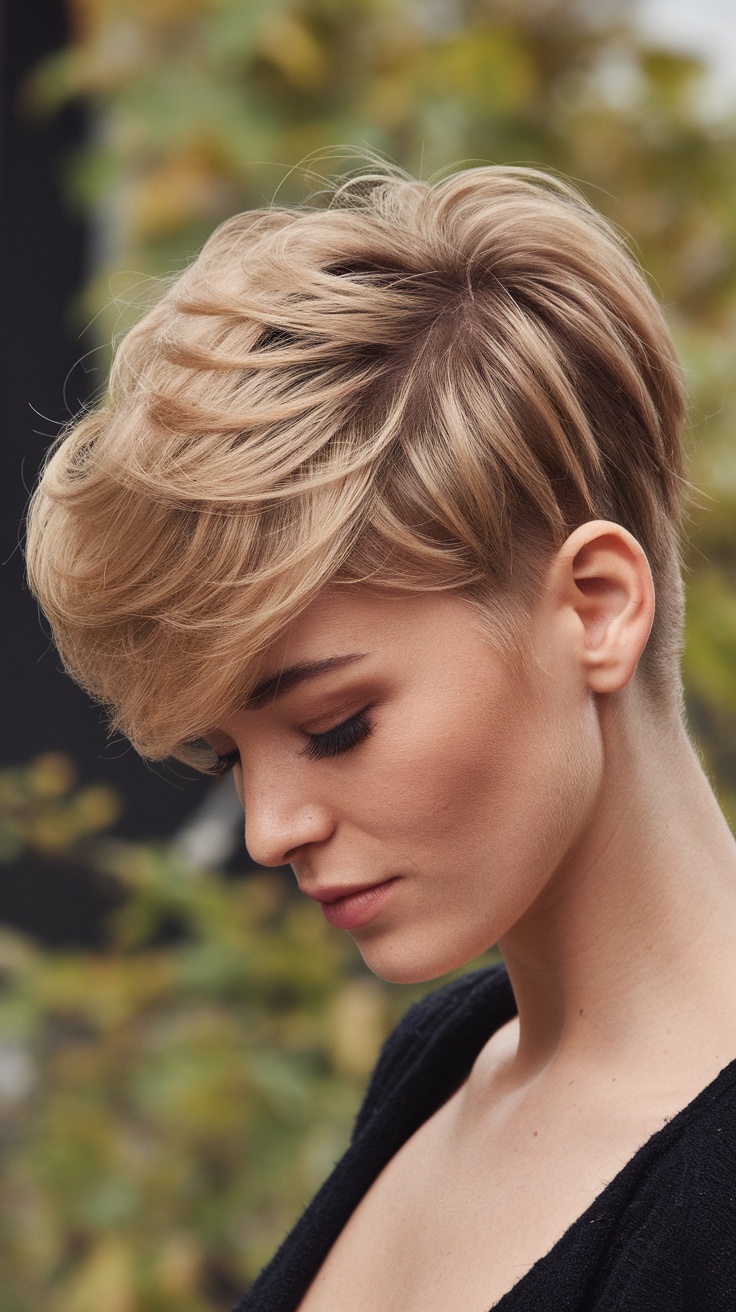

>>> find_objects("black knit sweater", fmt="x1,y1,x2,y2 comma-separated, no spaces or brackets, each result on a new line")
234,963,736,1310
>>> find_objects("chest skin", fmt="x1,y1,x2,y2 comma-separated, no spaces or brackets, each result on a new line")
296,1021,694,1312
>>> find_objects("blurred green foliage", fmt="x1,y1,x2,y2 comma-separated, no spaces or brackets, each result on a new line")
9,2,736,1305
1,757,477,1310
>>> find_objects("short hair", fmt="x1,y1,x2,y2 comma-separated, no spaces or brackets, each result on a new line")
26,164,688,767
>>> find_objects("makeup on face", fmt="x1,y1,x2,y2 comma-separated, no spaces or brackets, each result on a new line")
213,587,601,984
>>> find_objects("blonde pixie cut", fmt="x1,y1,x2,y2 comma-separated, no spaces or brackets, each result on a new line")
27,165,687,768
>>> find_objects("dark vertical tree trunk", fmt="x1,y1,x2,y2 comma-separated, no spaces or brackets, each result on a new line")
0,0,212,943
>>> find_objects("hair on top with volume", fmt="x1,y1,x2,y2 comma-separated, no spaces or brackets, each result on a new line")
26,163,688,768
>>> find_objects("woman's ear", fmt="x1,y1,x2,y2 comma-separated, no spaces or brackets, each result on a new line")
550,521,656,694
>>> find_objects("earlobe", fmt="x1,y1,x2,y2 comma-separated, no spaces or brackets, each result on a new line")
557,521,656,694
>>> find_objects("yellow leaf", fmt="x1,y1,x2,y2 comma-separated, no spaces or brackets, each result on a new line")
69,0,222,41
71,784,123,834
29,753,77,799
132,147,234,239
31,810,77,851
60,1235,136,1312
259,15,326,90
327,978,385,1078
157,1233,203,1293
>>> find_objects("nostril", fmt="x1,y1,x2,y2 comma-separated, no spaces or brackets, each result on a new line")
244,801,336,869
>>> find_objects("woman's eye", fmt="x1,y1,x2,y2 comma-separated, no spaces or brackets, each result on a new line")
206,708,374,773
302,707,373,762
211,748,240,777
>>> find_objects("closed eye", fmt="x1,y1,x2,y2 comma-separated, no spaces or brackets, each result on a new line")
210,748,240,777
301,707,373,761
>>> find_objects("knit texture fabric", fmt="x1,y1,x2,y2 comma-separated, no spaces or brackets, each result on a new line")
234,963,736,1311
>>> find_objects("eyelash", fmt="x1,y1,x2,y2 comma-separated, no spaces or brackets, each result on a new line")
210,707,373,775
210,749,240,777
301,707,373,761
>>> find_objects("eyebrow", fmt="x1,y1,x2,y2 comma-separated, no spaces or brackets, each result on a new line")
244,653,369,709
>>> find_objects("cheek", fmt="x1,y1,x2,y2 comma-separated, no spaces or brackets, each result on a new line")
370,678,601,891
350,684,603,984
353,678,533,843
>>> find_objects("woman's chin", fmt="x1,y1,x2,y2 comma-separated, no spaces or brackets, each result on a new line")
354,935,495,986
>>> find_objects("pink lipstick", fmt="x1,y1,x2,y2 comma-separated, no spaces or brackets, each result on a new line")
317,877,399,930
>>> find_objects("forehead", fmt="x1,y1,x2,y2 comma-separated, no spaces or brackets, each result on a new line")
255,585,539,712
268,588,485,665
213,585,539,746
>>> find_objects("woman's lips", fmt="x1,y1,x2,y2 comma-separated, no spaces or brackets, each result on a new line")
318,877,399,930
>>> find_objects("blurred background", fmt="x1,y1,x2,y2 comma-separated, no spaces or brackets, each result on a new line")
2,0,736,1306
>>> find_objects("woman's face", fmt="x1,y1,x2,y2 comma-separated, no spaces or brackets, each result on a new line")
212,587,603,983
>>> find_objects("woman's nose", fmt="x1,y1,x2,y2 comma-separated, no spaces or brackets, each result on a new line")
241,773,335,868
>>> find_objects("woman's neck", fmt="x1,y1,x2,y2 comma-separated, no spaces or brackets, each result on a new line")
498,687,736,1086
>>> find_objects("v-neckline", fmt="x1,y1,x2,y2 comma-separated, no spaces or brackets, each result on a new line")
242,964,736,1312
435,972,736,1310
354,963,736,1312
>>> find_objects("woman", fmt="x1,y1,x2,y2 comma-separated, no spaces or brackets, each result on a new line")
26,164,736,1310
